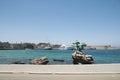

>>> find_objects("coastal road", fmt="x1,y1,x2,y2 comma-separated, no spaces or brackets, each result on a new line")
0,74,120,80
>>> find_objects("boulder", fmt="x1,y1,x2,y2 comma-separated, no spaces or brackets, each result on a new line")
72,51,94,64
30,57,49,65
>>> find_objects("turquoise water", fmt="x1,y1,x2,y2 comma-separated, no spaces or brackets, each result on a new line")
0,50,120,64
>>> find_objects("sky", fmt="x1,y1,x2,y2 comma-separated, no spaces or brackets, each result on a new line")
0,0,120,46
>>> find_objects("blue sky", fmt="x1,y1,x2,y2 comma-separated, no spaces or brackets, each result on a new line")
0,0,120,46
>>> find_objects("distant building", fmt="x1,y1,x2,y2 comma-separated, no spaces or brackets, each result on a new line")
37,43,52,50
0,42,10,50
51,44,61,49
85,45,120,50
10,43,23,49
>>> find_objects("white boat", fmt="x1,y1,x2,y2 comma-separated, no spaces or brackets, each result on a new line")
59,44,75,50
44,46,52,50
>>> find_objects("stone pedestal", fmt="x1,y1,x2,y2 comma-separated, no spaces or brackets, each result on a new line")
72,51,94,64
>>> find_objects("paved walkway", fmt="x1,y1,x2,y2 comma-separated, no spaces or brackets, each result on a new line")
0,74,120,80
0,64,120,74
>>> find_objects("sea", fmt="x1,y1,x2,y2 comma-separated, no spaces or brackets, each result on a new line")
0,50,120,64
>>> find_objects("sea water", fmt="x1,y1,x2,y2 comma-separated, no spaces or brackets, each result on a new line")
0,50,120,64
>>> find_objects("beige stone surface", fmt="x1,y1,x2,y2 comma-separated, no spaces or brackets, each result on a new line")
0,64,120,74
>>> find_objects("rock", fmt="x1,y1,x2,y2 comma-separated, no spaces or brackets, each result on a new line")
30,57,49,65
53,59,64,62
72,51,94,64
12,61,25,64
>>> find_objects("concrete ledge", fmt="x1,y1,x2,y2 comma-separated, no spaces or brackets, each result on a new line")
0,64,120,74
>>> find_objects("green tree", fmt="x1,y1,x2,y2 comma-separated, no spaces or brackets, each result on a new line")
23,43,34,49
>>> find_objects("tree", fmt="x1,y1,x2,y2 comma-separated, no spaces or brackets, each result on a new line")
23,43,34,49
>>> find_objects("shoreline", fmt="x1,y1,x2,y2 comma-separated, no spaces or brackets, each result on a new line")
0,64,120,75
